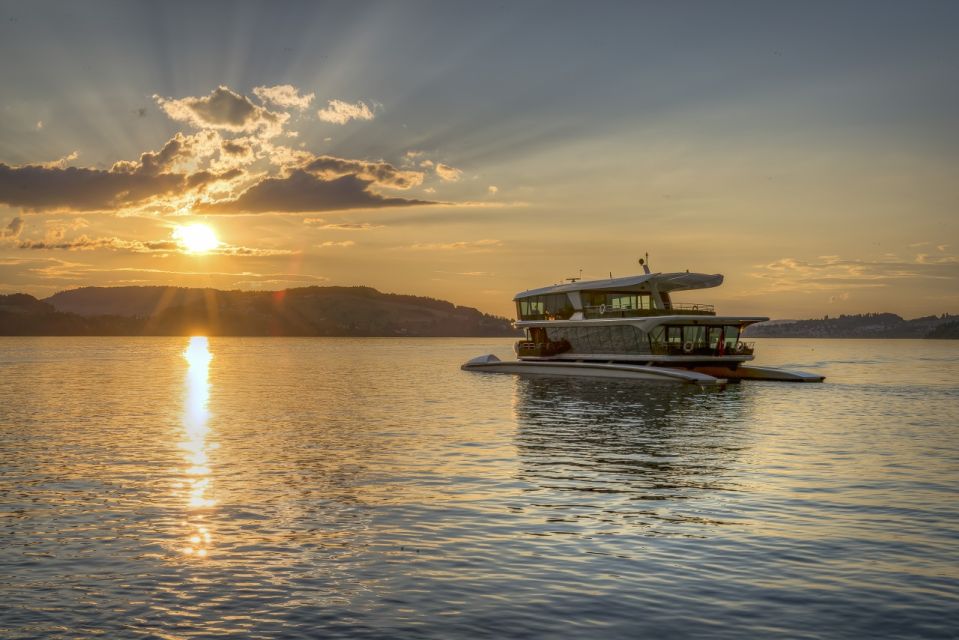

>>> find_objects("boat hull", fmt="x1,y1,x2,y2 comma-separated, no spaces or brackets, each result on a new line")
462,355,727,386
693,365,825,383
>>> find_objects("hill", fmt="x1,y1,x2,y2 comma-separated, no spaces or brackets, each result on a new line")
925,320,959,339
744,313,958,339
1,286,519,337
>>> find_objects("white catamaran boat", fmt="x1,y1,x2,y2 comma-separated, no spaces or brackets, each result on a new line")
462,260,824,386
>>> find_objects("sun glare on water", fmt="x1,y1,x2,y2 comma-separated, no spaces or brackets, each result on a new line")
174,224,219,254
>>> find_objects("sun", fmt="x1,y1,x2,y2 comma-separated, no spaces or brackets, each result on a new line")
174,224,219,254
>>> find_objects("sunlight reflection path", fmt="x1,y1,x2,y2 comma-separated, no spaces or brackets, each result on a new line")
179,336,216,558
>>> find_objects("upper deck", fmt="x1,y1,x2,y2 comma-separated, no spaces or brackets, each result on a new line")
514,271,724,321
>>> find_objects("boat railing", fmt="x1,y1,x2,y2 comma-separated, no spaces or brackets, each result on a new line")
583,303,715,319
669,303,716,313
515,339,572,357
649,340,755,356
516,310,576,321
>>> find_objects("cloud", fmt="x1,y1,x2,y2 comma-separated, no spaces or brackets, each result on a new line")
303,219,382,231
264,144,314,168
18,235,180,252
184,168,245,190
2,85,472,217
0,130,247,213
252,84,314,110
221,139,252,156
317,240,355,248
40,151,79,170
435,163,462,182
215,245,295,256
112,131,222,176
435,270,494,277
317,99,374,124
916,253,959,265
198,170,433,214
155,86,288,135
747,252,959,295
0,163,186,212
1,258,324,294
406,239,502,251
0,161,246,213
15,233,292,257
37,218,88,246
1,216,24,240
303,155,423,189
487,185,498,195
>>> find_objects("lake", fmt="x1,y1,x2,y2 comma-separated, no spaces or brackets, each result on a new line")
1,337,957,638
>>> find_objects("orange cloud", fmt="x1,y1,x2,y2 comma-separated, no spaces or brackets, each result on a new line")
435,163,462,182
317,99,374,124
303,155,423,189
253,84,314,110
155,86,288,136
198,170,432,214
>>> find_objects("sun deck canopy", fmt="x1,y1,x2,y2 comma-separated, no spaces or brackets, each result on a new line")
514,272,723,301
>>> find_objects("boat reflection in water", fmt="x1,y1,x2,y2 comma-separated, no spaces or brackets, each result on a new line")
511,376,751,536
179,336,216,558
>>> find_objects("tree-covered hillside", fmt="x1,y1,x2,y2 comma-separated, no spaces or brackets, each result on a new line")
1,286,519,337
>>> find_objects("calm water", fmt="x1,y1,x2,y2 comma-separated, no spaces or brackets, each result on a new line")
1,337,957,639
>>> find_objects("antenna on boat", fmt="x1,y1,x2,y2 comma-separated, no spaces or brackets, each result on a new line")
639,252,651,274
566,268,582,283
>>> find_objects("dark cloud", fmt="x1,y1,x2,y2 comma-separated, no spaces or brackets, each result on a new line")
155,86,287,134
14,234,291,257
0,161,242,213
304,155,423,189
2,216,24,239
18,235,179,252
111,131,221,176
222,140,252,156
186,168,244,189
0,163,186,211
112,136,185,177
0,86,457,216
199,170,433,214
0,128,243,213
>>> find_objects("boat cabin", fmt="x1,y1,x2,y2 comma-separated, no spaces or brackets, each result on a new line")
514,272,723,321
518,321,753,358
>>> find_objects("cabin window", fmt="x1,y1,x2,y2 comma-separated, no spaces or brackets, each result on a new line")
650,324,730,354
666,326,683,346
723,325,742,349
707,326,724,348
582,291,654,317
684,325,706,346
516,294,574,320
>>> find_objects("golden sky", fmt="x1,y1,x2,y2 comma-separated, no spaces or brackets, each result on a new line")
1,1,957,319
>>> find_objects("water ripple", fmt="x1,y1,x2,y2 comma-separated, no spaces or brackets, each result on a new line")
1,337,958,638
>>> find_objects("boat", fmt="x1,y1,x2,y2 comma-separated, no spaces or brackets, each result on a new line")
462,259,825,386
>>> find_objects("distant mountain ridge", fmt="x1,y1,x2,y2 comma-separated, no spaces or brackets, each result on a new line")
744,313,958,339
0,286,519,337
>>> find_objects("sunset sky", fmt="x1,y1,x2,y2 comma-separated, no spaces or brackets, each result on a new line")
1,0,957,319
